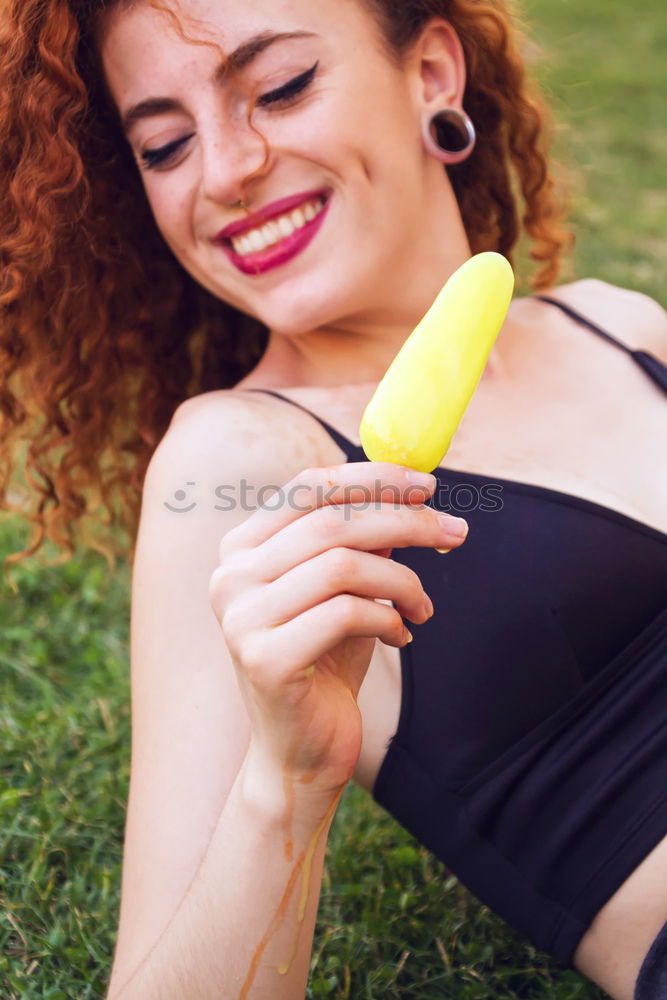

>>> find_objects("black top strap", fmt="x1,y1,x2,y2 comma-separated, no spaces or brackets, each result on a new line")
535,295,667,395
245,388,358,456
535,295,631,352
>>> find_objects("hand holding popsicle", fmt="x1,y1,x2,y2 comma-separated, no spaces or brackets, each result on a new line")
360,252,515,472
212,254,514,790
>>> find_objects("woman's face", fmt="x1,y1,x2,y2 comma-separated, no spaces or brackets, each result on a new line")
101,0,462,335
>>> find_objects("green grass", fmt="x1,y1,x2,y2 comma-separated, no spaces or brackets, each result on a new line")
522,0,667,300
1,545,131,998
2,0,665,996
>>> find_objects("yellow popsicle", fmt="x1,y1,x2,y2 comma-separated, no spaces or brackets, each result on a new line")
360,252,515,473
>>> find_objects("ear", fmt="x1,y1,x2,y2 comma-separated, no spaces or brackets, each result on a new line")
407,18,467,113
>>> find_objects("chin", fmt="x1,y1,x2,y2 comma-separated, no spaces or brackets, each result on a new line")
248,276,354,337
259,310,326,339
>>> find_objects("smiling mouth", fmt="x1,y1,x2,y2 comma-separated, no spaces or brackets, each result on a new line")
226,196,328,257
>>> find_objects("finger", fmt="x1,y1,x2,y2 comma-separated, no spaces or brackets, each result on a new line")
210,543,400,623
229,548,431,634
240,594,409,682
220,462,436,557
256,500,467,582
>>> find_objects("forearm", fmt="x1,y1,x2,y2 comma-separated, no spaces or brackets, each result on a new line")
107,756,342,1000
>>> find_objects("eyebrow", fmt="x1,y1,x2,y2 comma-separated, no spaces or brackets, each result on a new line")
121,30,316,135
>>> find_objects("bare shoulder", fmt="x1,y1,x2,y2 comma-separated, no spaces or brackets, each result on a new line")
165,387,297,461
541,278,667,363
149,387,325,499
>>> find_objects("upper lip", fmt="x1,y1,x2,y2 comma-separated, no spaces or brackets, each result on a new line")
215,188,329,242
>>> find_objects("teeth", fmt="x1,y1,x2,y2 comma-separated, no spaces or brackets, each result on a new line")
278,215,295,239
248,230,264,252
230,197,325,256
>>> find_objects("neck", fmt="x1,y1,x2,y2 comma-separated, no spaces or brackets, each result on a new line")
255,285,508,392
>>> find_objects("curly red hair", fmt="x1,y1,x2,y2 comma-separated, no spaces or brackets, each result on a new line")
0,0,572,589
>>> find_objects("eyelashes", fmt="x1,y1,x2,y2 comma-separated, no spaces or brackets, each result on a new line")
141,134,195,170
140,60,320,171
255,60,319,109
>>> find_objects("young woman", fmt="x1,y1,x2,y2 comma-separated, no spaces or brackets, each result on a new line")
1,0,666,997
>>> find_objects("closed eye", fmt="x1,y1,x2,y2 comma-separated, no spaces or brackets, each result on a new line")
139,61,319,171
141,133,195,171
256,61,319,109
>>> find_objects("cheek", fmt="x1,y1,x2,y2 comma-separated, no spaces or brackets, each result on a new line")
332,76,423,188
143,181,193,253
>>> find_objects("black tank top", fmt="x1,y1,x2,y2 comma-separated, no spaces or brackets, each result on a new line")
247,296,667,965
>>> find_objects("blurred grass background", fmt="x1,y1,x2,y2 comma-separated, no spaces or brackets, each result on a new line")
522,0,666,299
1,0,665,996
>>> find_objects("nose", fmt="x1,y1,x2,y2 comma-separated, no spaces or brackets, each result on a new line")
198,114,272,207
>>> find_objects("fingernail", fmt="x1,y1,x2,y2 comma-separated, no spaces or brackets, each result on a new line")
423,594,434,617
439,515,469,539
435,548,451,555
403,626,414,644
406,471,436,490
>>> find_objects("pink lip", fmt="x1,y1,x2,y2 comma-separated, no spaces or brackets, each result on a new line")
216,188,330,241
217,194,331,277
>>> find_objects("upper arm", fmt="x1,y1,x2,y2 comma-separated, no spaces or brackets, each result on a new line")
550,279,667,364
108,392,315,991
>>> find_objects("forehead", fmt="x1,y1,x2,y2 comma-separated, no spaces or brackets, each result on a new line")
101,0,375,57
100,0,381,99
